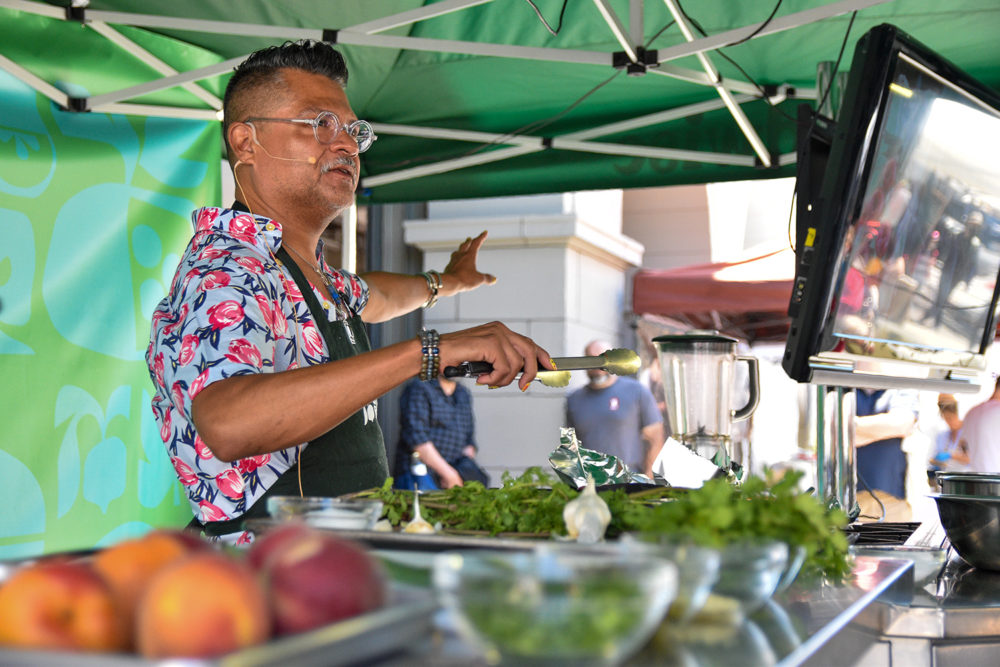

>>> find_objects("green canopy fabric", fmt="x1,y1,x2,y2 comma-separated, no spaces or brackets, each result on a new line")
2,0,999,203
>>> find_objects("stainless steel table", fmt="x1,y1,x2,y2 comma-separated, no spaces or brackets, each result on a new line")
846,546,1000,667
376,553,915,667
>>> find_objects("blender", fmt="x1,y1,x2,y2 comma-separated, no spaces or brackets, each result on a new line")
652,331,760,468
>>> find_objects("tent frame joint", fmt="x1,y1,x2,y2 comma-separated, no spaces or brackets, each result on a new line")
754,151,779,170
612,46,657,76
322,28,338,44
66,96,89,112
65,5,86,22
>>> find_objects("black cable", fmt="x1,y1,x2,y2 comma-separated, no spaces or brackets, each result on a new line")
644,20,676,48
524,0,569,36
487,71,622,143
673,0,796,122
727,0,783,47
787,190,797,251
856,467,887,523
714,50,798,122
789,12,859,251
813,11,857,122
367,70,623,171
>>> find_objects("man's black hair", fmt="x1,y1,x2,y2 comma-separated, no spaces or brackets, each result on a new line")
222,40,349,157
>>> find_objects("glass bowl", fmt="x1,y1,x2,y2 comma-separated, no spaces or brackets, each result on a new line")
433,545,677,665
266,496,383,530
775,544,807,593
712,539,789,612
621,533,721,624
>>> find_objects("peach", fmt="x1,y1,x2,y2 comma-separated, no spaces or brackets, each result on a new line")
258,528,386,636
135,551,270,659
247,521,313,571
0,559,127,652
93,529,206,625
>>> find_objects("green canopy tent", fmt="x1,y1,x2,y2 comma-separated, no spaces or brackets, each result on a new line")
3,0,1000,554
3,0,999,203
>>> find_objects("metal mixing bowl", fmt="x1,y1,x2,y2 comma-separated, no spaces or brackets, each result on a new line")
932,494,1000,571
935,472,1000,497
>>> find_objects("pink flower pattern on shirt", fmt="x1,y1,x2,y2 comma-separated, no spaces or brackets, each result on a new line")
146,207,369,525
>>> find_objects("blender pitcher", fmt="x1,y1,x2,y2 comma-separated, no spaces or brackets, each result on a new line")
652,331,760,465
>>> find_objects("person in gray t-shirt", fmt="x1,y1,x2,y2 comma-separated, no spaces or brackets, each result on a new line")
565,340,664,476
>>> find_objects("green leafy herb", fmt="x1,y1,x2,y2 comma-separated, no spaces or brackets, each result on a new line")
622,471,850,579
355,468,849,579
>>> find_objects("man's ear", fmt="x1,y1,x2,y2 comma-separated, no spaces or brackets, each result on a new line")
228,122,255,164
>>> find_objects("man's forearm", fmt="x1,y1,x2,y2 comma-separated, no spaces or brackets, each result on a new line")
192,338,421,462
360,271,434,323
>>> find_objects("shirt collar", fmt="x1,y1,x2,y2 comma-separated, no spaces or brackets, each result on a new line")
189,203,329,259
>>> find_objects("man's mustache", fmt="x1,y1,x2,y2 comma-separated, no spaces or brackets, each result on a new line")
320,156,357,176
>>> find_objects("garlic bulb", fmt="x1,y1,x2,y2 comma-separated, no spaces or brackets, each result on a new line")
563,475,611,543
403,490,436,534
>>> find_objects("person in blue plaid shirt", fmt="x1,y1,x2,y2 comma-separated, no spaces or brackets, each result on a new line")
393,377,490,489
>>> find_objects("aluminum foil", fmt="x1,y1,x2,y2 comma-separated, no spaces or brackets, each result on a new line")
549,427,665,490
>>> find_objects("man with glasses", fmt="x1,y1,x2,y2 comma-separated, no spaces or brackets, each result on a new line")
147,40,552,541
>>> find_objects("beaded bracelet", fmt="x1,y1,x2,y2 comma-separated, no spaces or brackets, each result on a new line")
418,328,440,381
420,270,442,309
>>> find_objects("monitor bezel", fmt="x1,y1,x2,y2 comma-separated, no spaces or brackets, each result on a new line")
782,23,1000,390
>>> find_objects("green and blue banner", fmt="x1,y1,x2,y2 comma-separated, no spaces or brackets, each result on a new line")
0,70,220,557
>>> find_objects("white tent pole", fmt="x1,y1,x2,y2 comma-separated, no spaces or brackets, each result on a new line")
0,52,69,107
563,95,753,141
550,139,757,166
31,5,612,68
89,103,219,120
648,64,762,96
372,123,538,145
86,56,244,108
334,32,609,66
373,94,756,147
592,0,638,63
630,0,644,46
341,203,357,274
0,0,62,18
777,151,798,166
82,9,321,40
361,144,542,188
347,0,495,34
663,0,772,168
365,91,785,188
654,0,890,65
86,21,221,109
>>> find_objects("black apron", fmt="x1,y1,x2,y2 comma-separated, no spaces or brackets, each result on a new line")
192,243,388,537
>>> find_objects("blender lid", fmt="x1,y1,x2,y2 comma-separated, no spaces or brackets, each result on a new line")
651,330,738,345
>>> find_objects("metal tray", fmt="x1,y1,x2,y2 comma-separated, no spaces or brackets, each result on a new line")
0,584,435,666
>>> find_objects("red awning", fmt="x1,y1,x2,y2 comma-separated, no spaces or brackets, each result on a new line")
632,248,795,316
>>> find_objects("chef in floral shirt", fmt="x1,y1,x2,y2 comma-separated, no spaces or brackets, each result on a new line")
147,40,552,541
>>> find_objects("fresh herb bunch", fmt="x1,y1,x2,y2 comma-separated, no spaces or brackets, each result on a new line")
357,468,849,579
620,471,850,579
360,467,579,536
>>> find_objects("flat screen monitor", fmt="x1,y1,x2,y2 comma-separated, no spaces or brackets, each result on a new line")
783,23,1000,391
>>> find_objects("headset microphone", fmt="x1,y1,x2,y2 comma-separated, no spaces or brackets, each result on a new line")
250,127,318,164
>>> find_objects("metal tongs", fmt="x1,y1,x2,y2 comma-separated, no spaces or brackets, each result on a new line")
442,348,641,388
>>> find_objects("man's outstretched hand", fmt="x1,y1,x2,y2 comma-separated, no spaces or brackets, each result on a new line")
441,231,496,295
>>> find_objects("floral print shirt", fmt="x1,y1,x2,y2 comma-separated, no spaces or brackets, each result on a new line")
147,206,369,534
